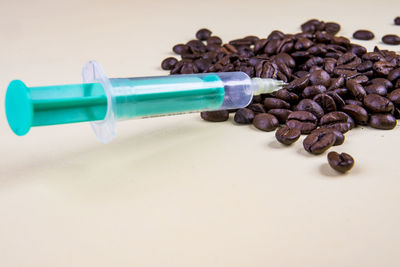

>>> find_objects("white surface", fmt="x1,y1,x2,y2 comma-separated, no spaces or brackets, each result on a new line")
0,0,400,266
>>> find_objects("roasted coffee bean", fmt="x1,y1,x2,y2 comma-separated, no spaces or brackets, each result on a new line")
173,44,190,55
286,111,318,134
247,103,266,114
275,126,301,145
356,60,373,72
346,79,366,101
275,53,296,68
275,89,299,104
365,83,387,96
327,91,346,109
161,57,178,70
285,75,310,92
363,94,394,113
325,22,341,35
263,98,290,110
327,152,354,173
388,68,400,82
200,110,229,122
341,104,369,125
388,89,400,105
268,109,292,124
309,69,331,87
311,128,344,146
302,85,327,99
373,60,396,76
320,111,353,133
196,28,212,41
328,76,344,90
353,30,374,40
345,99,362,106
382,34,400,45
234,108,254,124
313,93,337,113
395,17,400,25
295,99,324,119
369,113,397,130
303,130,336,155
206,36,222,46
253,113,279,131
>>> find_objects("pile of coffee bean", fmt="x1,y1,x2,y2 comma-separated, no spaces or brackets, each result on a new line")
161,18,400,174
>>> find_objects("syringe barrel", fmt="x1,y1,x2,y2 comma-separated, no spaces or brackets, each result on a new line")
83,61,254,143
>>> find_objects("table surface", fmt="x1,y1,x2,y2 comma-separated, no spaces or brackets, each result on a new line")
1,0,400,266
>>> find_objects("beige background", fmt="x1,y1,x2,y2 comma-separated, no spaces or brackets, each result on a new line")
1,0,400,266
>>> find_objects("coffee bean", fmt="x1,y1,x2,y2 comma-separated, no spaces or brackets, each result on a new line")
341,104,369,125
161,57,178,70
382,34,400,45
247,103,266,114
303,130,336,155
295,99,324,119
353,30,374,40
387,68,400,82
309,69,331,87
395,17,400,25
173,44,190,55
311,128,344,146
196,28,212,41
285,75,310,92
388,89,400,105
263,98,290,110
369,113,397,130
302,85,327,99
328,76,344,90
325,22,341,35
373,60,396,76
253,113,279,131
327,152,354,173
206,36,222,46
364,83,387,96
370,78,393,90
234,108,254,124
320,111,353,133
313,93,337,113
275,89,299,104
268,109,292,124
286,111,318,134
363,94,394,113
346,79,366,101
200,110,229,122
275,126,301,145
345,99,362,106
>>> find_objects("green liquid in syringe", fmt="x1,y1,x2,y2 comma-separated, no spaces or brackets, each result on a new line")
109,74,225,119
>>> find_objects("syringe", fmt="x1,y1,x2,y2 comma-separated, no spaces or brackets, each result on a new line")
5,61,286,143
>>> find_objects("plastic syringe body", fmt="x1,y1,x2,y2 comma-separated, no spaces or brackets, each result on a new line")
5,60,286,143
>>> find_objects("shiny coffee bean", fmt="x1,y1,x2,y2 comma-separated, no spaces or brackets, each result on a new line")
320,111,353,133
200,110,229,122
247,103,266,114
311,128,344,146
286,111,318,134
388,89,400,105
365,83,387,96
295,99,324,119
275,126,301,145
346,79,366,101
382,34,400,45
302,85,327,99
369,113,397,130
327,152,354,173
275,89,299,104
353,30,374,40
363,94,394,113
161,57,178,70
263,98,290,110
253,113,279,131
234,108,254,124
268,109,292,124
309,69,331,87
341,104,369,125
313,93,337,113
206,36,222,46
303,130,336,155
395,17,400,25
325,22,341,35
173,44,190,54
196,28,212,41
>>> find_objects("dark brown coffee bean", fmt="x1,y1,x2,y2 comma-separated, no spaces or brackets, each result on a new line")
274,53,296,68
295,99,324,119
286,111,318,134
263,98,290,110
311,128,344,146
350,44,367,57
234,108,254,124
346,79,366,101
173,44,190,54
337,52,357,65
294,37,314,50
327,91,346,109
395,17,400,25
207,36,222,46
353,30,374,40
275,89,299,104
341,104,369,125
373,60,396,76
302,85,327,99
196,28,212,41
369,113,397,130
268,109,292,124
275,126,301,145
388,68,400,82
356,61,373,72
247,103,266,114
327,152,354,173
320,111,353,133
363,94,394,113
200,110,229,122
351,75,369,85
313,93,337,113
161,57,178,70
382,34,400,45
325,22,341,35
303,130,336,155
388,89,400,105
253,113,279,131
309,69,331,87
365,83,387,96
285,75,310,92
328,77,344,90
